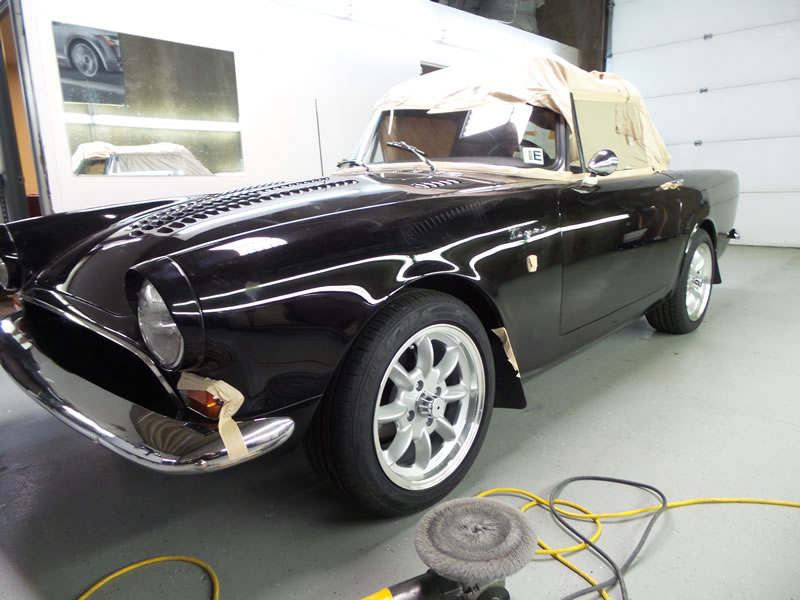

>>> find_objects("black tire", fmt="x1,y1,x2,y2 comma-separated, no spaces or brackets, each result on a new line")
646,228,715,334
303,290,495,516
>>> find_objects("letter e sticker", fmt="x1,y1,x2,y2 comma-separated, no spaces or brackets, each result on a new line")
522,147,545,165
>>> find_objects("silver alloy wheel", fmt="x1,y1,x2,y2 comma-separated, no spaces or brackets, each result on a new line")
373,324,485,491
70,42,99,78
686,242,713,321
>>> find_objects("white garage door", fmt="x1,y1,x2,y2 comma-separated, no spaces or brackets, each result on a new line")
608,0,800,247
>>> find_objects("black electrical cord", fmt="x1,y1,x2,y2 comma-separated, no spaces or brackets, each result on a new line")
548,476,668,600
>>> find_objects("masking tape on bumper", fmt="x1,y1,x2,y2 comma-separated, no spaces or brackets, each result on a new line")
177,373,248,461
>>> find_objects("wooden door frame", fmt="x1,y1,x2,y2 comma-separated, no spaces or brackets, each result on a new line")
0,0,51,218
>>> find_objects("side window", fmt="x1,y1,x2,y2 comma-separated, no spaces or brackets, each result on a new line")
514,106,562,170
521,111,557,160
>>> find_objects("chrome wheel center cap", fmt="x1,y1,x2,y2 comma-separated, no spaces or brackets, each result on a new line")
416,392,446,419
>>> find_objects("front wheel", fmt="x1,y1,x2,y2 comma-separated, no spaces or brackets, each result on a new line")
304,290,494,515
646,228,715,333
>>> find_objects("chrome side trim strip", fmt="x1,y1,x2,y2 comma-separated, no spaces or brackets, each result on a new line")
0,314,295,472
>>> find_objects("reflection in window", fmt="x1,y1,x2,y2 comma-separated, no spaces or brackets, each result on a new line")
71,142,212,176
53,23,243,176
365,105,560,169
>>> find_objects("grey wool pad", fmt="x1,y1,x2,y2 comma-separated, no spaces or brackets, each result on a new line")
414,497,535,585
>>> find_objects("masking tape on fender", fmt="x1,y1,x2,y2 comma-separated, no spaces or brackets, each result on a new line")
492,327,520,378
177,373,248,461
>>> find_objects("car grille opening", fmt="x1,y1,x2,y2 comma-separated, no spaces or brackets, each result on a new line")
22,302,181,418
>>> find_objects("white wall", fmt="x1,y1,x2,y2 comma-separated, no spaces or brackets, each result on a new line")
18,0,577,213
608,0,800,247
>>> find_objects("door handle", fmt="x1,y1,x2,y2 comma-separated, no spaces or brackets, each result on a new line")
658,179,684,191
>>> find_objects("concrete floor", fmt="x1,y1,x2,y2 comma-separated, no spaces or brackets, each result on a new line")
0,245,798,600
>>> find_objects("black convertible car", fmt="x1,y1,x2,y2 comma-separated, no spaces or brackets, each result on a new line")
0,56,738,515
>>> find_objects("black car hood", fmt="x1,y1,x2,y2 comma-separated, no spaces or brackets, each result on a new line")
33,172,514,315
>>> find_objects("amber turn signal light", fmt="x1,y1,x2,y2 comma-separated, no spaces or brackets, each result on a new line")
185,389,222,419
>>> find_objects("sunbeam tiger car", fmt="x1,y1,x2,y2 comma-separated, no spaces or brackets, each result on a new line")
0,55,738,515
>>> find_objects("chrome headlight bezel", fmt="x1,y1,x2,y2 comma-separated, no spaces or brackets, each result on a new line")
137,280,185,370
127,257,205,372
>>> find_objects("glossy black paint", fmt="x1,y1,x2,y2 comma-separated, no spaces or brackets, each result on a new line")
4,168,738,425
127,257,206,370
559,172,682,333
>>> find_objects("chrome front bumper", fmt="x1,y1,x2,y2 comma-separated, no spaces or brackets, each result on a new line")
0,313,295,473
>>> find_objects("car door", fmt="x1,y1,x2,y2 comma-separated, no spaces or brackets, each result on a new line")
558,172,683,334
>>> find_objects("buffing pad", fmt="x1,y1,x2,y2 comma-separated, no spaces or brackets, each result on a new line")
414,497,535,585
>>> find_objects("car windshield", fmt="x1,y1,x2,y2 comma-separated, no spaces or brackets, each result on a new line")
359,104,561,170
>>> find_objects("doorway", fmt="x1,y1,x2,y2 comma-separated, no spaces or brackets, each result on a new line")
0,4,37,221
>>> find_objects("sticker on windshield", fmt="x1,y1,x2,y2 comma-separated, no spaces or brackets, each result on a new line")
522,147,545,165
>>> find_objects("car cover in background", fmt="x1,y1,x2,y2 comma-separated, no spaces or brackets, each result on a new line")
71,141,213,176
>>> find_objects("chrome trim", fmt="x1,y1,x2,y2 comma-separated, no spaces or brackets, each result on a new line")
0,314,295,472
587,149,618,176
21,292,179,402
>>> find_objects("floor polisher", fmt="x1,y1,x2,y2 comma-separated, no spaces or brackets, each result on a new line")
361,498,535,600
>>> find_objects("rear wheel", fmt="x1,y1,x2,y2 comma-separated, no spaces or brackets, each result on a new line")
646,229,714,333
304,290,494,515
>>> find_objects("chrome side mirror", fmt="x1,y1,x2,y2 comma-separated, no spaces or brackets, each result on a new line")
587,149,618,176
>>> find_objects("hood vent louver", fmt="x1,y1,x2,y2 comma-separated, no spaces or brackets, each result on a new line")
411,178,462,190
127,177,358,237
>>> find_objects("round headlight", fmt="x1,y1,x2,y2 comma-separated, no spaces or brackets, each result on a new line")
0,259,8,289
137,280,184,369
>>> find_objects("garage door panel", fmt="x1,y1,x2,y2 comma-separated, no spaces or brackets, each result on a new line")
608,21,800,98
667,137,799,194
612,0,800,55
646,79,800,145
733,192,800,247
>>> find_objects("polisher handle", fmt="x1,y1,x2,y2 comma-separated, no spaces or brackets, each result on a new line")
361,571,462,600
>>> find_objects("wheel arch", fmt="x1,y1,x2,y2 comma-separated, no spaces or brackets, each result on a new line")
407,274,527,410
697,219,722,284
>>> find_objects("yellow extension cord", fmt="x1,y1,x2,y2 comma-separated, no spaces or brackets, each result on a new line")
77,555,219,600
477,488,800,600
76,491,800,600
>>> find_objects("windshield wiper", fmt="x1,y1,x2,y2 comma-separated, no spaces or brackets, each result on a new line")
387,141,436,172
336,158,370,171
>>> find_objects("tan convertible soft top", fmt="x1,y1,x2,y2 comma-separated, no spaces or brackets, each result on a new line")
373,54,669,171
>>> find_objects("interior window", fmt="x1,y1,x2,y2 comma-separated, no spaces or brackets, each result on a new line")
55,22,243,177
